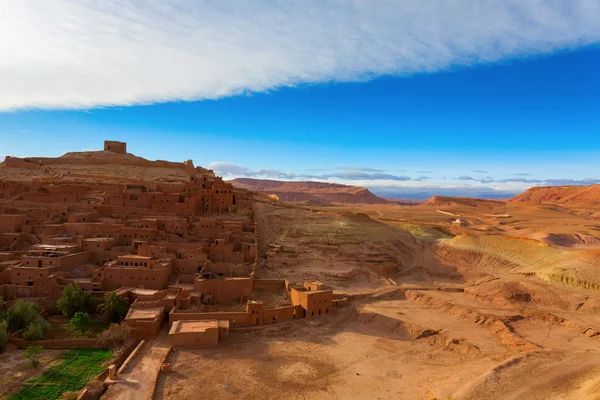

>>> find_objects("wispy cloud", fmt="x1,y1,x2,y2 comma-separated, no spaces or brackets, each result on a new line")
458,175,475,181
207,162,300,180
543,178,600,186
210,162,421,182
335,166,384,173
473,170,489,174
323,172,411,181
498,177,544,184
1,1,599,110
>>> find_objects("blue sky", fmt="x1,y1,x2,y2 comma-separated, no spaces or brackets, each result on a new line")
1,1,599,198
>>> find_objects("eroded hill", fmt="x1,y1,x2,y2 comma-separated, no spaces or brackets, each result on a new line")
229,178,389,205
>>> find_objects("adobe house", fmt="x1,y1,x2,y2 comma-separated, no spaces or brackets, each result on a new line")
103,140,127,154
169,320,230,348
290,281,334,318
124,306,165,340
0,214,26,233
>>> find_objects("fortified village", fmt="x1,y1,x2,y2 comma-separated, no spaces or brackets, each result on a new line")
0,141,339,348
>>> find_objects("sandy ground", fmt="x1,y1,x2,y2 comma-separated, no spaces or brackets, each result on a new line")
0,345,65,399
151,200,600,400
155,290,600,399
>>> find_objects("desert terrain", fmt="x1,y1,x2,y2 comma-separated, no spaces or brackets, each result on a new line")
154,192,600,399
4,147,600,399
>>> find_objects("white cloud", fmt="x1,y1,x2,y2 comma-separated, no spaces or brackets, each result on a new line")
207,162,298,180
1,0,599,110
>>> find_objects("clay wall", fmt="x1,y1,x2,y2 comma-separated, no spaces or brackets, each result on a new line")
253,279,287,291
9,337,101,349
169,307,250,327
210,241,244,264
263,305,304,323
0,233,20,248
123,193,153,208
170,323,219,347
67,213,99,223
206,262,250,277
0,214,26,233
138,245,168,258
126,219,159,229
83,238,116,252
193,277,252,304
121,227,156,241
63,223,123,237
102,266,170,290
173,258,205,275
197,218,219,238
0,284,38,300
125,314,164,340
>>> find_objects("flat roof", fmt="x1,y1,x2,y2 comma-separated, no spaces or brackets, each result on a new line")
170,320,218,334
117,255,152,259
125,307,164,321
130,288,160,296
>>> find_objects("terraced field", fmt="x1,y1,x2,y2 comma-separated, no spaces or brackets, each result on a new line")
9,349,111,400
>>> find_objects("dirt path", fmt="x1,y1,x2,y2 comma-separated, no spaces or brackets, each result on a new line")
102,330,170,400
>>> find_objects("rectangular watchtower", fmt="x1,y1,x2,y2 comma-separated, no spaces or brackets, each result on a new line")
104,140,127,154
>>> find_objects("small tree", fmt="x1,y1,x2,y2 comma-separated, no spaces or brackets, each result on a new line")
22,323,46,341
0,296,5,321
56,283,94,318
70,312,91,334
0,321,8,353
98,292,129,323
7,300,39,332
23,345,44,369
97,323,130,351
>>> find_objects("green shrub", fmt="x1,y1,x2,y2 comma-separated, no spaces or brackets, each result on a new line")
23,345,44,369
0,320,8,352
70,312,91,334
57,284,95,318
7,300,39,332
23,322,47,341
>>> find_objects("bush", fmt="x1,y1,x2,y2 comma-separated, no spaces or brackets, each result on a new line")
23,345,44,369
70,312,91,334
0,295,5,320
7,300,40,332
57,283,95,318
98,292,129,323
0,321,8,352
22,319,49,341
97,323,130,351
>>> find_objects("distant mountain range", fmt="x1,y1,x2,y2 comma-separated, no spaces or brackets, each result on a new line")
509,185,600,206
228,178,389,205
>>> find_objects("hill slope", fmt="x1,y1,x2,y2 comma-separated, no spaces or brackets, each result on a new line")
422,196,506,209
229,178,388,205
510,185,600,206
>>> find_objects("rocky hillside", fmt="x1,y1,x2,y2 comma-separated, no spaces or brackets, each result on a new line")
422,196,505,209
510,185,600,206
229,178,388,205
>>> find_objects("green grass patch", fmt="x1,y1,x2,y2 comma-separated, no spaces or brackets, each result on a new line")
9,348,111,400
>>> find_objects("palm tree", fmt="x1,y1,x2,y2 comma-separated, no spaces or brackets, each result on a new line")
98,291,129,323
